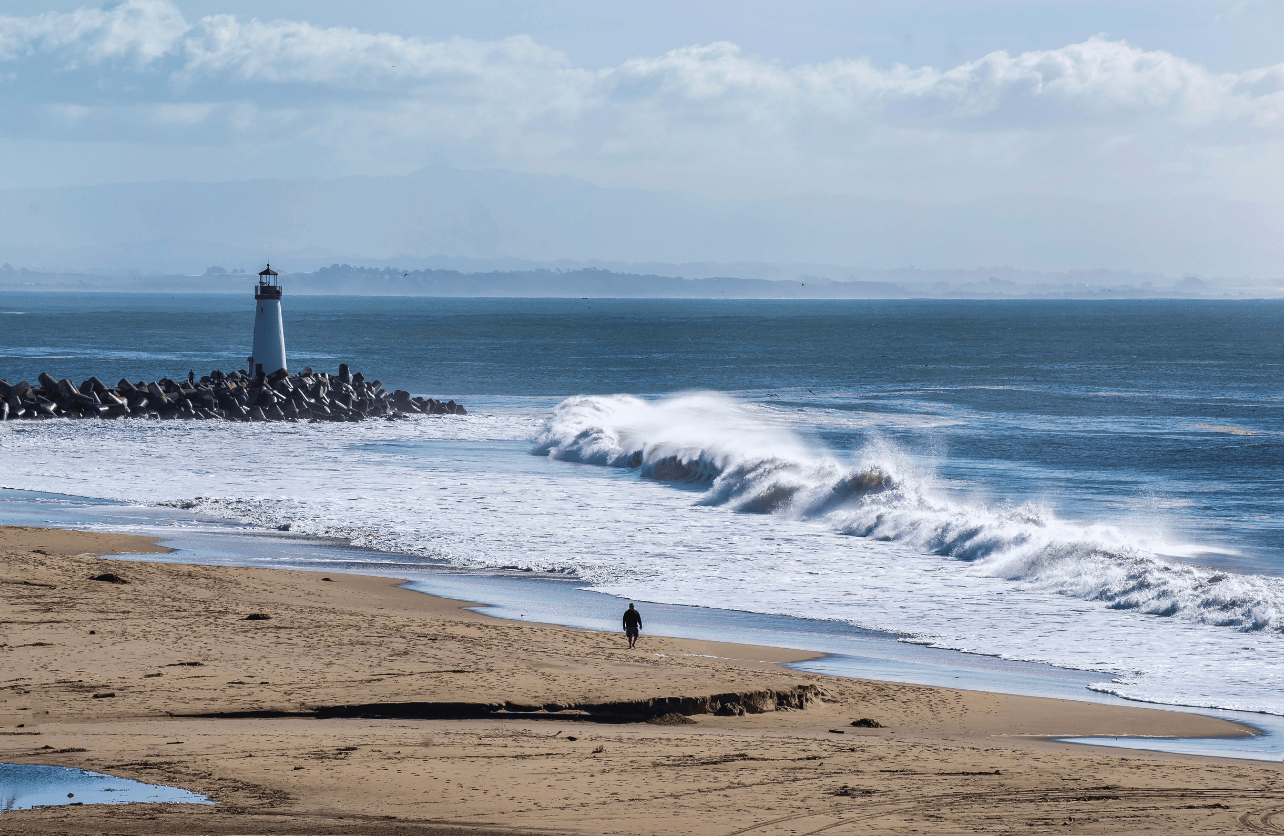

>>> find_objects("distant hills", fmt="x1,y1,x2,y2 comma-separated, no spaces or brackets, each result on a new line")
3,262,1277,300
0,166,1281,290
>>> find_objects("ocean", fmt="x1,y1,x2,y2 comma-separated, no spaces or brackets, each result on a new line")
1,293,1281,721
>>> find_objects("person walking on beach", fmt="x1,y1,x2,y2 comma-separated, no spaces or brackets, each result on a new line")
623,603,642,649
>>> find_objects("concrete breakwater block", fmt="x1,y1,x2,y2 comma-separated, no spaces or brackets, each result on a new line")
0,367,466,423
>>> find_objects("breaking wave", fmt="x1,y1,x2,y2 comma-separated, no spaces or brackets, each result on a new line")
534,393,1284,634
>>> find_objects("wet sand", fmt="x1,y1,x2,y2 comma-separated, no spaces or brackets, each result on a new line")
2,524,1281,835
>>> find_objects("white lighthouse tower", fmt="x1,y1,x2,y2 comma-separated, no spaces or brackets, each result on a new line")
249,264,287,378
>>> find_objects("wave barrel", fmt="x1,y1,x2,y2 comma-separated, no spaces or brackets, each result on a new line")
250,263,287,377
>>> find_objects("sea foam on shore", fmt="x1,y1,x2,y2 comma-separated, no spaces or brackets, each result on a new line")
2,394,1283,717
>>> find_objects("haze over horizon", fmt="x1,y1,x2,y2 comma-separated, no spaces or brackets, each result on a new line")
1,0,1282,283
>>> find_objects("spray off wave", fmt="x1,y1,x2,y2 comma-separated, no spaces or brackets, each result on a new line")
535,393,1284,636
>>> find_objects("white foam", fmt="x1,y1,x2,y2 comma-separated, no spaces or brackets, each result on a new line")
537,393,1284,631
2,395,1282,715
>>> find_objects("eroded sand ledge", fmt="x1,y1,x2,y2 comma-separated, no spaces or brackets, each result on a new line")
1,524,1280,835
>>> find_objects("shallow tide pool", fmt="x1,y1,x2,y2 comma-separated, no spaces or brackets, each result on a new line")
0,762,213,812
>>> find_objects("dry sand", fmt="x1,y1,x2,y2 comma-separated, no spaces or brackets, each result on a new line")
2,524,1282,835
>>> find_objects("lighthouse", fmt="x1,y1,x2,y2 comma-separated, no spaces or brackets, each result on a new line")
249,264,287,378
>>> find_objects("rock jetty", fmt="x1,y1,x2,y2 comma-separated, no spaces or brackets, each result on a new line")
0,363,465,422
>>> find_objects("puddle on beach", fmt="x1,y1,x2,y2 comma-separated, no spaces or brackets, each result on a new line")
0,763,213,812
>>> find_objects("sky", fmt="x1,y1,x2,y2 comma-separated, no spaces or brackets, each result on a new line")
1,0,1282,206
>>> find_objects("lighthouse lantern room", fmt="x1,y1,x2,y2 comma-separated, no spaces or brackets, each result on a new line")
249,264,287,378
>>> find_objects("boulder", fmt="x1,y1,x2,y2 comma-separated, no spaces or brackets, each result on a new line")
0,365,462,423
146,382,169,407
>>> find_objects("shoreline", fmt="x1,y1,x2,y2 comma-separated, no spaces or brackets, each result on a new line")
6,524,1284,834
1,485,1281,759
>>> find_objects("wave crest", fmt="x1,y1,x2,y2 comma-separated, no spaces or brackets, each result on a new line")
534,393,897,515
534,392,1284,634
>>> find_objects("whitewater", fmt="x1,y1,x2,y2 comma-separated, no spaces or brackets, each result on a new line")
2,294,1281,720
2,390,1281,716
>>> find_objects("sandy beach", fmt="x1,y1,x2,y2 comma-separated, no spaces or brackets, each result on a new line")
2,524,1281,835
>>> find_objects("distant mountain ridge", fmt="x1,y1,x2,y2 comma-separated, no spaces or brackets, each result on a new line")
0,166,1281,281
3,263,1275,300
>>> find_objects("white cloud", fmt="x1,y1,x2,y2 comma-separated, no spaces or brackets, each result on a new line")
0,0,186,66
1,0,1283,201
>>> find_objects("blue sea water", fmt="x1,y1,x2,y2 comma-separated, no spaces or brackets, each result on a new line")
0,293,1281,719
